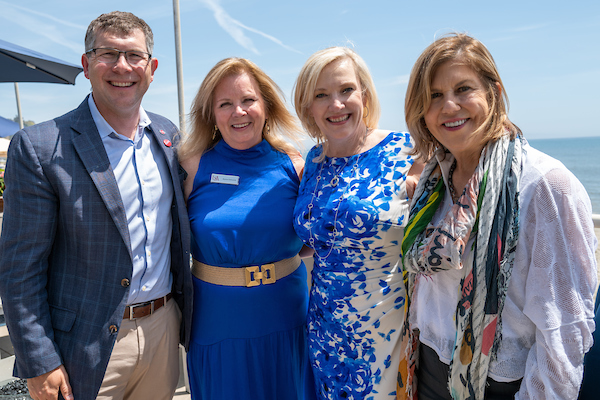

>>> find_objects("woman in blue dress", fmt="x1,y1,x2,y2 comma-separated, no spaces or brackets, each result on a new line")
178,58,313,399
292,47,423,399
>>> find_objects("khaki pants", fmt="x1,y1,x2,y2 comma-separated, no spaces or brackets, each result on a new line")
97,299,182,400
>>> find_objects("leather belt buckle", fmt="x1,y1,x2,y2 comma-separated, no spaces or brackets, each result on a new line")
128,302,149,321
244,264,276,287
125,293,171,320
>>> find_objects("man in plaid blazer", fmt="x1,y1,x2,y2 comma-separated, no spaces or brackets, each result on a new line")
0,12,192,400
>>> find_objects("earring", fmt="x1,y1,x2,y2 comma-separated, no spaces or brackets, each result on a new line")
212,125,218,140
264,119,270,135
363,106,369,119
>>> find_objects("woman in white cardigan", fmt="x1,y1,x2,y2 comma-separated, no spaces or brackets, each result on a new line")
401,33,598,399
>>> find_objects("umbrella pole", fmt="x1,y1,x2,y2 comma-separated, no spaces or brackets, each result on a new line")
173,0,186,135
14,83,24,129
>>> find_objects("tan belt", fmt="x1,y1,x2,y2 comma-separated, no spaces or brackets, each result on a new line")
123,293,172,320
192,255,301,287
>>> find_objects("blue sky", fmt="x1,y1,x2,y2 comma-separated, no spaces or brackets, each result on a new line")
1,0,599,141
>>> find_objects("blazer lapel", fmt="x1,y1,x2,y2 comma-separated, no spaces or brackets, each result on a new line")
147,123,177,179
70,98,132,258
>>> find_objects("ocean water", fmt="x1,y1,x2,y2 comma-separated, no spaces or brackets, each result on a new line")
528,136,600,214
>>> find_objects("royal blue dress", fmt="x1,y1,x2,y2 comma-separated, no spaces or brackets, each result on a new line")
186,139,312,399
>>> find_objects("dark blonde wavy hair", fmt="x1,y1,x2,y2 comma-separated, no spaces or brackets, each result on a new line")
178,58,302,161
405,33,521,160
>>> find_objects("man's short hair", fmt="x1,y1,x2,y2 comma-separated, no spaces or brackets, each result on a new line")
85,11,154,55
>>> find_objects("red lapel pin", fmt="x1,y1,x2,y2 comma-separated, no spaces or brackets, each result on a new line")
160,129,166,135
163,139,172,147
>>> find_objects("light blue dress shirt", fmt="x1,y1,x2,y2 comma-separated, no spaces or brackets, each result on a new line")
88,95,173,305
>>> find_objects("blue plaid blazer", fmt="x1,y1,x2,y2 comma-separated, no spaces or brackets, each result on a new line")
0,97,193,399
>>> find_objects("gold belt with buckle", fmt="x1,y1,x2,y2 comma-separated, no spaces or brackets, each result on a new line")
192,255,301,287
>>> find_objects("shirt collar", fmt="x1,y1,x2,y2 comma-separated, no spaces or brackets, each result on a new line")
88,94,152,140
435,150,456,181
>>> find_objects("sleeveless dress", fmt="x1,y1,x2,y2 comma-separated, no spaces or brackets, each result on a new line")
293,131,415,400
186,139,312,400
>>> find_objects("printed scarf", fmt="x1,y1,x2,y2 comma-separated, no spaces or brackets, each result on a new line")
398,135,522,400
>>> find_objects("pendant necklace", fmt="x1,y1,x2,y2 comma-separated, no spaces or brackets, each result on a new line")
329,157,352,187
307,128,368,260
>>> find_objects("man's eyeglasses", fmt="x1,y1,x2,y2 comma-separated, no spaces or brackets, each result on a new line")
86,48,152,67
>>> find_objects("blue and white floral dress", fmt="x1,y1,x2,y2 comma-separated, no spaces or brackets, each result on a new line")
293,131,415,399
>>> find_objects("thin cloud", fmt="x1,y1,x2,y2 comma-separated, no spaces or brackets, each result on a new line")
239,23,302,54
488,23,551,43
200,0,300,55
507,23,550,33
1,2,86,30
390,74,410,86
0,1,84,54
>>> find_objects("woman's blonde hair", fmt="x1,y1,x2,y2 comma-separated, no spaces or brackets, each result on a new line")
179,57,302,161
293,47,380,158
405,33,521,160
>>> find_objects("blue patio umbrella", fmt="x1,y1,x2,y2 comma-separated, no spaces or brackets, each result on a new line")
0,115,19,138
0,38,82,84
0,38,83,128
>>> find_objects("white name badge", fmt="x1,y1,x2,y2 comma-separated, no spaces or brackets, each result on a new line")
210,173,240,185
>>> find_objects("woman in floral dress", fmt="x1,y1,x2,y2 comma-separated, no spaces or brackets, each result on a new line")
293,47,423,399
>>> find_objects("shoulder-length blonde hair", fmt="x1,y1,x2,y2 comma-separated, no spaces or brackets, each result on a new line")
293,47,381,159
178,57,302,161
405,33,521,160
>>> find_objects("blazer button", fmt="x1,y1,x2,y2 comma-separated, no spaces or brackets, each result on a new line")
121,278,130,287
109,325,118,334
